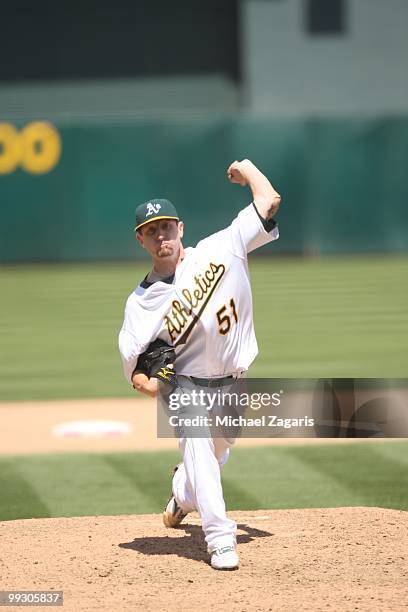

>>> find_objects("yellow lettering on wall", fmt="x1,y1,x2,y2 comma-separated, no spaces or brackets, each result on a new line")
0,123,22,175
20,122,62,175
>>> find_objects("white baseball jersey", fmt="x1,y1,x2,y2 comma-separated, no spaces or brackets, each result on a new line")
119,203,279,383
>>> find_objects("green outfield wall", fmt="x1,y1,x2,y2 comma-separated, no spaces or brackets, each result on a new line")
1,116,407,262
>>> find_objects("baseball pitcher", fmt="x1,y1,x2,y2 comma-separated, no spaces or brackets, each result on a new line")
119,159,281,569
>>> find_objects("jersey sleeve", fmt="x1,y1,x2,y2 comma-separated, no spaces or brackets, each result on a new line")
118,328,146,384
118,298,150,384
196,203,279,259
226,203,279,258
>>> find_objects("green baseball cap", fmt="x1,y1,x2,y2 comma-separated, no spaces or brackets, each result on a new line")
134,198,179,231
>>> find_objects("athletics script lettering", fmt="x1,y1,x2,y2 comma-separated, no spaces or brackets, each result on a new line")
164,261,225,346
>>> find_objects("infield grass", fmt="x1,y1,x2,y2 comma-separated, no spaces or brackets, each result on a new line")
0,442,407,521
0,255,407,401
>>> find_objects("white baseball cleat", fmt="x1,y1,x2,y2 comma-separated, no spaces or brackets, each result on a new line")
162,495,188,528
210,546,240,570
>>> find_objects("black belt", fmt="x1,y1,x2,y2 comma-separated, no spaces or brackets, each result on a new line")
189,375,235,388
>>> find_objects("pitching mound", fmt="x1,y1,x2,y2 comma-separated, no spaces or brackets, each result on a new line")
1,508,407,611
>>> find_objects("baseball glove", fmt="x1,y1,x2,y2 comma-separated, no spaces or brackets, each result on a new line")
134,339,177,388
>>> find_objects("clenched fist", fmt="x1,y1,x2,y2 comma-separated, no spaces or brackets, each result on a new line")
227,159,251,186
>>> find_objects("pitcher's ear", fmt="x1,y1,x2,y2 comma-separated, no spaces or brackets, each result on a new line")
136,230,144,248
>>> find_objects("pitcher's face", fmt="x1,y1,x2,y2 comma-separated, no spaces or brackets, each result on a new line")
137,219,184,259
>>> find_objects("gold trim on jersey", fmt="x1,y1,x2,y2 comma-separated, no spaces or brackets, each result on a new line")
164,261,225,345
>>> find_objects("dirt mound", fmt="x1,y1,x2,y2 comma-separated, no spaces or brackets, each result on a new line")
1,507,407,611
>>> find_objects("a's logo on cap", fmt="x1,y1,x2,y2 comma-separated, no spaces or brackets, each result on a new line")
146,202,161,217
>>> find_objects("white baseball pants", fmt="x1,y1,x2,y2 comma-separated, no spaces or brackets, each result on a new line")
172,435,236,552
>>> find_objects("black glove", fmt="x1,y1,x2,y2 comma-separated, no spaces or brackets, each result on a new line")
133,339,177,388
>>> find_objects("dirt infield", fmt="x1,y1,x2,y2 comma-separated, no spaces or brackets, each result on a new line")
1,399,407,610
1,507,407,611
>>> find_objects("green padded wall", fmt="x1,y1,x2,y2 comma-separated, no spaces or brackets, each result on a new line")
1,116,407,262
